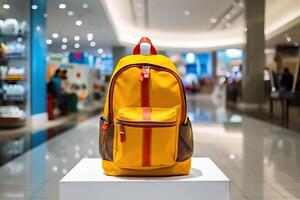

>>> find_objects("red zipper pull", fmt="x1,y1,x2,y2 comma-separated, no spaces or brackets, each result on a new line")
120,124,126,142
101,120,109,131
139,65,150,82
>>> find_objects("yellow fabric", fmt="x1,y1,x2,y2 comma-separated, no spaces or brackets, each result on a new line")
101,53,190,176
103,159,191,176
115,107,178,169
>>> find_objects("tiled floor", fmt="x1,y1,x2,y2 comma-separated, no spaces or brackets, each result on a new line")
0,94,300,200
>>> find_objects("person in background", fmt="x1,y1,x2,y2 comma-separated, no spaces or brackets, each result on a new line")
60,69,71,93
51,69,62,92
280,67,294,92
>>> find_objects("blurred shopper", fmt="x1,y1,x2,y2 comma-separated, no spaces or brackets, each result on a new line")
280,68,294,92
50,69,62,93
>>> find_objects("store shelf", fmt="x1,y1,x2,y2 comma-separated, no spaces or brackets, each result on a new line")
0,34,27,39
0,116,26,127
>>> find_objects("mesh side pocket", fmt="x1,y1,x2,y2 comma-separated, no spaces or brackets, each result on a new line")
99,117,114,161
177,117,193,162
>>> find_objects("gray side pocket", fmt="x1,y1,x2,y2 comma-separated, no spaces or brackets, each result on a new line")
99,117,114,161
177,117,194,162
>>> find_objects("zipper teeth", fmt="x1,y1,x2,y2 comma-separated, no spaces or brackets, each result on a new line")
117,120,176,127
108,64,187,124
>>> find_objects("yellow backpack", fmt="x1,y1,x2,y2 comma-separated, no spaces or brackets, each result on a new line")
99,37,193,176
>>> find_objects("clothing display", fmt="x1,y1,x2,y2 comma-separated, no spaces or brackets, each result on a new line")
99,37,193,176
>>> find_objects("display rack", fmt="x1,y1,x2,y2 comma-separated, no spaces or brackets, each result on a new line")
0,31,28,127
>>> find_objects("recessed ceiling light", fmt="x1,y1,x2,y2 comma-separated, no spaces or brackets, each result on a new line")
87,33,93,41
286,36,292,42
74,43,80,48
67,11,74,16
184,10,190,16
75,20,82,26
52,33,59,38
82,3,88,8
2,4,10,9
46,39,53,45
210,18,217,24
294,42,299,46
31,4,38,10
97,48,103,54
74,36,80,41
59,4,66,9
43,13,48,18
36,26,41,31
62,37,68,43
225,14,231,19
61,44,67,50
90,41,96,47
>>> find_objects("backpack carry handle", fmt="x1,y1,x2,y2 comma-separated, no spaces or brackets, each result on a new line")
133,37,158,55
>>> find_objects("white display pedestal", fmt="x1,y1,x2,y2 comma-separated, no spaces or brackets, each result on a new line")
60,158,230,200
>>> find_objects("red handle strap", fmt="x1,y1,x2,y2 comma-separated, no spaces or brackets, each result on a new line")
133,37,157,55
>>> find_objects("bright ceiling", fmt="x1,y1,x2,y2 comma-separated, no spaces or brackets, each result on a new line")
47,0,118,54
46,0,300,52
101,0,300,50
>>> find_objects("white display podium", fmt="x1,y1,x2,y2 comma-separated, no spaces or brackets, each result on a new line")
60,158,230,200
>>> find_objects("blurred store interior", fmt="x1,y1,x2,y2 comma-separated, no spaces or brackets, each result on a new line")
0,0,300,199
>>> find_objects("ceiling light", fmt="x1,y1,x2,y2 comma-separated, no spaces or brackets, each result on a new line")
286,36,292,42
2,4,10,9
46,39,52,45
225,14,231,20
59,3,66,9
97,48,103,54
74,43,80,48
62,37,68,43
36,26,41,31
87,33,93,41
61,44,67,50
184,10,190,16
31,4,38,10
210,18,217,24
238,2,244,8
90,41,96,47
74,36,80,41
67,11,74,16
43,13,48,18
294,42,299,46
75,20,82,26
82,3,88,8
52,33,59,38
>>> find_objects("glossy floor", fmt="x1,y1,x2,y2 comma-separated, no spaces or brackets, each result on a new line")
0,95,300,200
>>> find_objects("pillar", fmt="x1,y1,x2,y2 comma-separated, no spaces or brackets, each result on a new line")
30,0,47,119
242,0,265,103
112,46,127,67
211,51,217,79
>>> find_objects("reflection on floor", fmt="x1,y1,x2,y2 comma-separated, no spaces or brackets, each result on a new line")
0,94,300,200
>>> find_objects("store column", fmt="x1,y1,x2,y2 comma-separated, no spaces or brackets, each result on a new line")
112,46,127,67
30,0,47,123
242,0,265,104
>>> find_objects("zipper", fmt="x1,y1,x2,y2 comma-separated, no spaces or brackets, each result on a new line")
117,120,176,143
139,65,150,82
117,120,176,127
107,64,187,124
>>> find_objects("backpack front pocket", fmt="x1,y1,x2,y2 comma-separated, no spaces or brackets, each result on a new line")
114,107,178,169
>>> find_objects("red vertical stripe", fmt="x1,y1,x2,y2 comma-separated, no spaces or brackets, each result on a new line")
141,72,151,166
